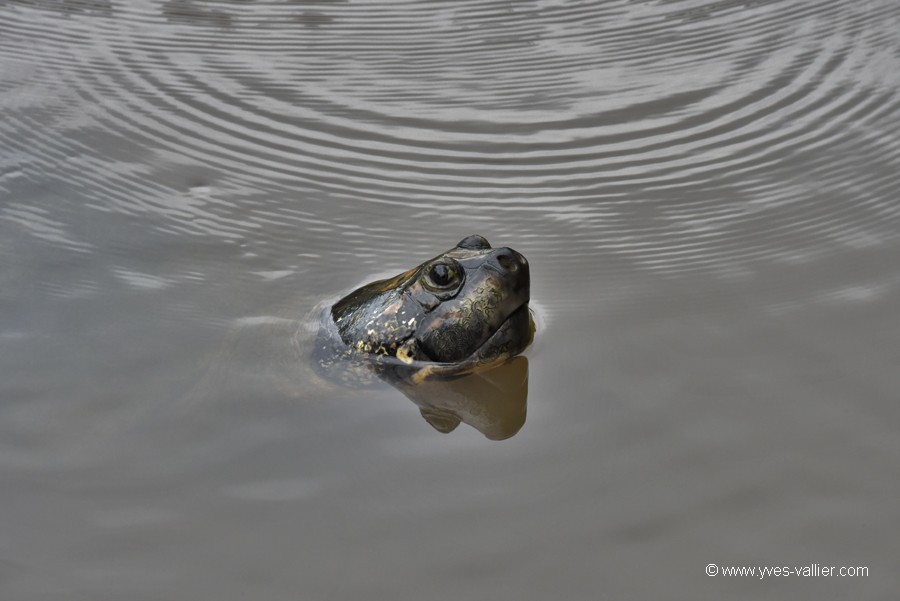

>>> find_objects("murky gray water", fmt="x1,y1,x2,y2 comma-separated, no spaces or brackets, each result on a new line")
2,0,900,598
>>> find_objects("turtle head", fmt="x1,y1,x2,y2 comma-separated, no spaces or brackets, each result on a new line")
330,235,532,377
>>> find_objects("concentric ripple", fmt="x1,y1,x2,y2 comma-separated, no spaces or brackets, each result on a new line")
2,0,900,299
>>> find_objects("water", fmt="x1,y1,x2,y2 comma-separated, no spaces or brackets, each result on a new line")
2,0,899,598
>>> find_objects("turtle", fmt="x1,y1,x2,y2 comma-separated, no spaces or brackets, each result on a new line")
312,234,533,387
192,235,535,439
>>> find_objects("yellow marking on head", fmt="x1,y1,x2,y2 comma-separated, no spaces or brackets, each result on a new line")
396,341,415,364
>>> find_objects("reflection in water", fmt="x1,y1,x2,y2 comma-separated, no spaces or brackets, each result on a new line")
395,356,528,440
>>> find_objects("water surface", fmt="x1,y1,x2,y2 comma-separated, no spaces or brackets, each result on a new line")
2,0,900,598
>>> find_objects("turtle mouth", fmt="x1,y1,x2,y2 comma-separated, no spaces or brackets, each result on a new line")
416,302,532,378
411,302,532,365
469,302,532,360
380,302,533,381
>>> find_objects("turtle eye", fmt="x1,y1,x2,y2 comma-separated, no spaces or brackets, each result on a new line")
425,262,461,291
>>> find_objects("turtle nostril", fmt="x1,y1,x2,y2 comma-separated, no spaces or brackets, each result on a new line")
496,252,517,272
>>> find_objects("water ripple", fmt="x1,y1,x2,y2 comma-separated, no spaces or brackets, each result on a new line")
1,0,899,284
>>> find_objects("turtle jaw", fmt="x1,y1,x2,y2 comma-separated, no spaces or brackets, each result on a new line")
403,303,531,382
456,301,532,369
373,302,533,384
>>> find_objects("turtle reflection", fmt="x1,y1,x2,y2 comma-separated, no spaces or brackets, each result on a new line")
393,356,528,440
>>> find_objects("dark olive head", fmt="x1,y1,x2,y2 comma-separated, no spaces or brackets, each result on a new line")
330,235,531,375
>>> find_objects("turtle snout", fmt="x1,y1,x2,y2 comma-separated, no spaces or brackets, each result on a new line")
489,248,530,298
